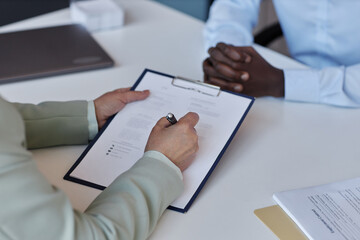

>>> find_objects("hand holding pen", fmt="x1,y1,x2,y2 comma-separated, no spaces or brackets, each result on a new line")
145,112,199,172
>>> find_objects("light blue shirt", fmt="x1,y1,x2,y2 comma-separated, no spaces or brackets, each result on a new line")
204,0,360,107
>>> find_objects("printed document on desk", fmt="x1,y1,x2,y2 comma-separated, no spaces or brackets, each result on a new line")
273,177,360,240
64,69,254,212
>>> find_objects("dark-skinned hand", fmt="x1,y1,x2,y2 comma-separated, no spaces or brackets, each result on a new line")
203,42,285,97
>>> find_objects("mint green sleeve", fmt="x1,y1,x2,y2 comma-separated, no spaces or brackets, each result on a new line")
0,97,184,240
12,101,90,149
81,156,183,240
87,101,99,140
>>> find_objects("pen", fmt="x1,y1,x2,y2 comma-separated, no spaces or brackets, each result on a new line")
166,113,177,125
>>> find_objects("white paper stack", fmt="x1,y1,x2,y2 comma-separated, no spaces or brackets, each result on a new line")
70,0,125,32
273,177,360,240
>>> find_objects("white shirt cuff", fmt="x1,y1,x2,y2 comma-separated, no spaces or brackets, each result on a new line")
87,101,98,140
144,151,183,180
284,69,320,103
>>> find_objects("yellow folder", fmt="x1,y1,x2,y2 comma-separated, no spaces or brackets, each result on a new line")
254,205,308,240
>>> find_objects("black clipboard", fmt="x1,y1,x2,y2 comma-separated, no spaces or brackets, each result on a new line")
64,68,255,213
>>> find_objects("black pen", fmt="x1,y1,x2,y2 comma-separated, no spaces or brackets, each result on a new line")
166,113,177,125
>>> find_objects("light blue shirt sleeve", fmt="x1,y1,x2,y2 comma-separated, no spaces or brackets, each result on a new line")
285,64,360,107
204,0,262,51
204,1,360,108
87,101,98,140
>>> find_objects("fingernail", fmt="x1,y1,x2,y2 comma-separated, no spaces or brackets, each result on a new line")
229,51,241,61
234,85,243,92
245,56,251,63
241,73,249,81
221,66,237,78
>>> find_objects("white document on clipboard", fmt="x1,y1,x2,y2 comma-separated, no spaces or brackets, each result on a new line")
65,69,254,212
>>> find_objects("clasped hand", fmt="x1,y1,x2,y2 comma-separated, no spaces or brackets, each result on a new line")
203,43,285,97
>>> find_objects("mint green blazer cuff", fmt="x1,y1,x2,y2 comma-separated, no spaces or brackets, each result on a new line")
13,101,89,149
84,156,184,240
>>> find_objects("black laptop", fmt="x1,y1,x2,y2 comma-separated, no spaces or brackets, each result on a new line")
0,24,114,84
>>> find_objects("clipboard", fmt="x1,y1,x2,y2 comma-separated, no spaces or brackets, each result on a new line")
64,69,254,213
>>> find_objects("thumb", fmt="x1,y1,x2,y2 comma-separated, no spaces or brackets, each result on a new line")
119,90,150,104
154,117,172,129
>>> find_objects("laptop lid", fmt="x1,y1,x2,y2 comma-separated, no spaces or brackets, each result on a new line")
0,24,114,84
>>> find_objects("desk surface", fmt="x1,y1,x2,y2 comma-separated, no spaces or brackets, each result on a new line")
1,1,360,239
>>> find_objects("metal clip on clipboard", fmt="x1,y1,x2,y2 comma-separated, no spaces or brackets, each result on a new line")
171,76,221,97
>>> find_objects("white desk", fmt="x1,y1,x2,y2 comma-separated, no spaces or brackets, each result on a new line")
1,1,360,239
